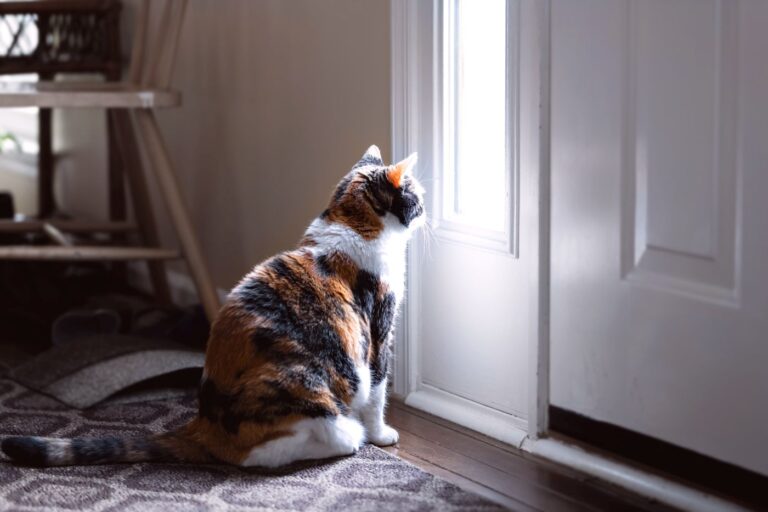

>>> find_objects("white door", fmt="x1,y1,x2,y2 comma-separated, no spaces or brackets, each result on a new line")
550,0,768,475
393,0,543,443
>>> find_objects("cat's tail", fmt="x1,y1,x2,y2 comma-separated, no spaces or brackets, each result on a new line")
1,423,212,466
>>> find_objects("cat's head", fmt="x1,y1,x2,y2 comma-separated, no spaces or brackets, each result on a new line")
321,145,425,240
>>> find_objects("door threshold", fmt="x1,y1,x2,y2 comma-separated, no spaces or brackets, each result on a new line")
397,395,750,511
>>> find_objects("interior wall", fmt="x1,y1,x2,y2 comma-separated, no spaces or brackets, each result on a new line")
56,0,392,290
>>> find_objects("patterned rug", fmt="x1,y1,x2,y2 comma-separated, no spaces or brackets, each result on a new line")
0,377,507,511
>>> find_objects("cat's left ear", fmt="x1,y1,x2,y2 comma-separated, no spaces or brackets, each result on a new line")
359,144,383,166
387,153,418,189
363,144,382,161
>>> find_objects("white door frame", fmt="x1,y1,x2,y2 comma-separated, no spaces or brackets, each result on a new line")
389,0,551,440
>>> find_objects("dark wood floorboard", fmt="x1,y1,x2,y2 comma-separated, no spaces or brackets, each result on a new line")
390,446,539,512
384,401,679,512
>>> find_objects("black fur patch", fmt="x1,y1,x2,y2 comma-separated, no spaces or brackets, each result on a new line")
352,270,378,320
130,436,167,461
371,292,396,343
371,292,396,384
363,189,388,216
353,154,384,168
1,437,49,466
389,185,423,227
315,254,334,277
198,379,241,434
331,174,354,204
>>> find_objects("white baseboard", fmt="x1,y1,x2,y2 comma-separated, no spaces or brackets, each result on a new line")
126,263,229,307
521,437,748,512
405,386,529,448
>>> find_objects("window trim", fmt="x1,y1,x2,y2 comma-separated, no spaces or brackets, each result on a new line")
436,0,521,255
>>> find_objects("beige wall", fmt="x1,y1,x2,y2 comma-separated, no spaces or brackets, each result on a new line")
58,0,392,290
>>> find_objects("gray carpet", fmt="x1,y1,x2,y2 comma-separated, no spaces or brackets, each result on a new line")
0,377,508,511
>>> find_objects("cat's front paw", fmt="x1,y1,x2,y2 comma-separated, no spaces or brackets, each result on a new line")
367,424,399,446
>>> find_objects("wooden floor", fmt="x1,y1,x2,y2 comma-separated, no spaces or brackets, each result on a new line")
382,401,678,512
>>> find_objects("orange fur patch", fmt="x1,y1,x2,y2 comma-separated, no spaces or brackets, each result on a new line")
386,164,405,188
323,178,384,240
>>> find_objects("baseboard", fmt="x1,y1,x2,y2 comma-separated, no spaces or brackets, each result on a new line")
520,437,749,512
126,263,230,307
549,406,767,510
405,385,528,448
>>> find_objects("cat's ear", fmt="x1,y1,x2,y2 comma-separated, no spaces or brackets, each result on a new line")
363,144,382,162
387,153,418,189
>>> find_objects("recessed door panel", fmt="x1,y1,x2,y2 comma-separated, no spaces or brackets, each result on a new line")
622,0,739,303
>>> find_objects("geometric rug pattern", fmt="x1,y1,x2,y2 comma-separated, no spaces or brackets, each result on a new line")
0,377,508,511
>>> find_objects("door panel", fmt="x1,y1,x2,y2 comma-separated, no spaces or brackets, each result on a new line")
624,0,739,301
637,0,721,258
551,0,768,475
421,242,529,416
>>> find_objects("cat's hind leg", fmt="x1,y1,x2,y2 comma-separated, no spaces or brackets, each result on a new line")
240,415,364,468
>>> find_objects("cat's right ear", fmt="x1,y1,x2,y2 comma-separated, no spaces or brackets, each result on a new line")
387,153,418,189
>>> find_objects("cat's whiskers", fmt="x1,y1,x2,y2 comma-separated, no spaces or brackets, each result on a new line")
418,216,437,261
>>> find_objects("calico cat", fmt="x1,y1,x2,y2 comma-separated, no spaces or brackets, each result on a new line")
1,145,424,468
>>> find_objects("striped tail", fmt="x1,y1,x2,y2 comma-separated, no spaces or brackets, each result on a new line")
1,425,210,467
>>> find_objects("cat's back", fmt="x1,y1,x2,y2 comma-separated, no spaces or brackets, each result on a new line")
205,247,367,381
200,246,372,427
231,248,358,327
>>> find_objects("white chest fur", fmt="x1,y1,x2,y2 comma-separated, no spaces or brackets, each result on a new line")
304,215,409,300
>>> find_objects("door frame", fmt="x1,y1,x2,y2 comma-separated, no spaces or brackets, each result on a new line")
389,0,552,440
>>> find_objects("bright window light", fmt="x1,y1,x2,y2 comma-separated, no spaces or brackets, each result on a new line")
0,15,38,57
446,0,507,233
0,74,39,155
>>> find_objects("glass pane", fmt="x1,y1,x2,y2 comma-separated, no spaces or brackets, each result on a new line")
452,0,507,232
